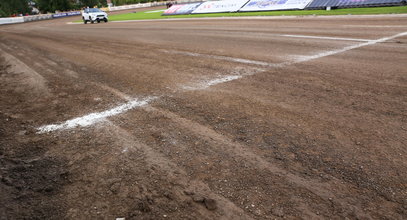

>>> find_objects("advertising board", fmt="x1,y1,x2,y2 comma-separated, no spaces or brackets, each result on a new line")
0,17,24,25
191,0,250,14
52,11,81,18
240,0,313,11
163,2,203,15
23,14,53,22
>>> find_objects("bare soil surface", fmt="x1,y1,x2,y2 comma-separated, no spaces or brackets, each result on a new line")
1,11,406,219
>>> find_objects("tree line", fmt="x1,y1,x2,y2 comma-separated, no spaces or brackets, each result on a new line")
0,0,30,17
0,0,164,17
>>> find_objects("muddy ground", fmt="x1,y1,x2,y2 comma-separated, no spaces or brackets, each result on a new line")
0,9,406,219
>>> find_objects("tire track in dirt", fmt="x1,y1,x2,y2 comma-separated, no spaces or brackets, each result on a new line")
0,46,49,97
90,84,328,218
0,40,141,145
150,88,405,218
0,40,79,80
115,106,335,218
102,122,253,220
2,32,265,97
141,106,372,216
88,80,376,218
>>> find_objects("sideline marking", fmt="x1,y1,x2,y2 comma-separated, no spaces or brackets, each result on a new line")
183,75,243,90
37,97,155,133
36,31,407,133
170,32,407,66
163,50,282,67
280,34,370,42
290,31,407,63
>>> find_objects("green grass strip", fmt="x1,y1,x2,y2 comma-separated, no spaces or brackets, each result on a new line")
75,6,407,22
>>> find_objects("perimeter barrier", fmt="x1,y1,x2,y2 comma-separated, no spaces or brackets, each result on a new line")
1,12,80,25
0,1,194,25
23,14,53,22
52,11,81,18
0,17,24,25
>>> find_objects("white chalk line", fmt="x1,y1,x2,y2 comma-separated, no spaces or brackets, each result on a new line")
288,31,407,64
170,31,407,66
36,31,407,133
181,66,266,91
37,97,155,133
280,34,370,42
183,75,243,91
162,50,283,67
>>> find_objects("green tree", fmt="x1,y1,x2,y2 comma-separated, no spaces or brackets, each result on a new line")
0,8,7,17
0,0,30,17
86,0,107,7
80,0,99,7
36,0,72,13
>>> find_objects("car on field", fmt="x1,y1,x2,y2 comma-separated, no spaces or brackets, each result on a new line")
82,8,108,24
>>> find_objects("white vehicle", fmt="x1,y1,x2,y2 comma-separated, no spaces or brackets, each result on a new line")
82,8,108,24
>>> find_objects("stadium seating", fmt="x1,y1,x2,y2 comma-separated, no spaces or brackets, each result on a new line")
306,0,406,9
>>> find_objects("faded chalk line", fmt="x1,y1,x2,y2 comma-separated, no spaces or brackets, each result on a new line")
183,75,243,90
280,34,370,42
166,31,407,68
288,31,407,64
163,50,282,67
181,66,265,90
36,31,407,133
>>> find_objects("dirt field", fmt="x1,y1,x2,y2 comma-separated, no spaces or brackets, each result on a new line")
0,10,406,219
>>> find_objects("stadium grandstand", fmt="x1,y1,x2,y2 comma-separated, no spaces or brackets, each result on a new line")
307,0,407,9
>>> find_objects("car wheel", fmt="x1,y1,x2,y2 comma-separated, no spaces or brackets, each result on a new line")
97,19,100,23
83,17,87,24
91,19,94,24
104,18,108,23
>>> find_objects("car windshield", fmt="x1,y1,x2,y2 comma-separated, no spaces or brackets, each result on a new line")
88,8,102,13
